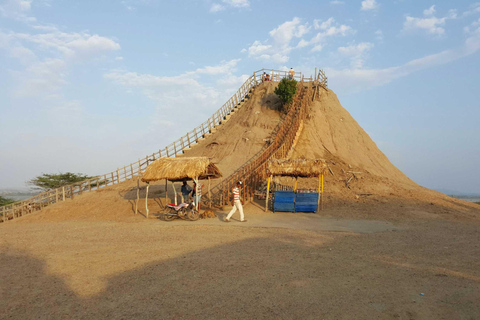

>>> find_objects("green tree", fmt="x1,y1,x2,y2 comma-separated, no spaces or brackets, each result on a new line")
28,172,93,191
274,78,298,107
0,196,15,206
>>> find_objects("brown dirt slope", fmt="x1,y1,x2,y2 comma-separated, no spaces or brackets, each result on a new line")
293,88,411,183
180,81,283,179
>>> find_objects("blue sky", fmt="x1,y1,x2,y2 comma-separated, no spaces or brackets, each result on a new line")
0,0,479,194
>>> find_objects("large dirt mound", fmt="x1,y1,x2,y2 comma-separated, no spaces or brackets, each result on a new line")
10,82,480,223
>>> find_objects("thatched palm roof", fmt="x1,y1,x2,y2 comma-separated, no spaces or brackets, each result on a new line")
141,157,222,182
267,159,327,177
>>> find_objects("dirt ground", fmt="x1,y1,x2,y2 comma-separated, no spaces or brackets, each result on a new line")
2,202,480,319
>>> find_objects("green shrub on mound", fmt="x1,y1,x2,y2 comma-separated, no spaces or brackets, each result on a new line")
274,78,297,107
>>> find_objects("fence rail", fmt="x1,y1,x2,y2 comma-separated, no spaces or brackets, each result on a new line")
1,68,326,222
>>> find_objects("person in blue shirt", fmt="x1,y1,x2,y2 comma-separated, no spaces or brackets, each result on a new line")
181,181,192,203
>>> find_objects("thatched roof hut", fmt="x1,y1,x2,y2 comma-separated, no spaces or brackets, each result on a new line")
266,159,327,177
141,157,222,182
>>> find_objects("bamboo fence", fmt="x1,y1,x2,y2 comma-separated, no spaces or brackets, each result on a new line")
0,68,326,222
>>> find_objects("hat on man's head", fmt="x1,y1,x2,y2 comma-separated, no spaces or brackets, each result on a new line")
237,181,243,185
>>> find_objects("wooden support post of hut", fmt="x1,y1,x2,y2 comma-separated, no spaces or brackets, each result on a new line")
265,175,272,212
208,177,212,208
139,157,222,218
145,182,150,218
135,176,140,214
266,159,327,213
171,181,178,205
165,179,168,204
193,177,199,210
320,173,324,211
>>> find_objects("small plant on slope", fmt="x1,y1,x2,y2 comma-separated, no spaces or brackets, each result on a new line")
274,78,298,108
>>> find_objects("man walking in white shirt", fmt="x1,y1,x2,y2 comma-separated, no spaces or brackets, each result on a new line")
225,181,247,222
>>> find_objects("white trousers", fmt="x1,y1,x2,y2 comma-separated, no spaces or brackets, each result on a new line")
226,200,244,221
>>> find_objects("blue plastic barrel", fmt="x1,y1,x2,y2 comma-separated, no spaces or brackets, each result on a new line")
295,193,319,213
273,191,295,212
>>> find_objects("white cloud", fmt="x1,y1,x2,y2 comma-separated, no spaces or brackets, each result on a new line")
1,25,120,103
403,5,460,36
210,0,249,13
404,16,447,35
121,1,135,11
338,42,373,56
423,5,436,16
465,18,480,34
338,42,374,68
8,31,120,59
361,0,378,11
247,17,310,63
210,4,224,13
222,0,249,8
12,58,67,97
32,24,59,32
66,34,121,58
188,59,240,76
9,45,36,64
327,30,480,92
296,39,309,48
462,3,480,16
314,17,335,30
247,40,272,56
375,29,383,41
245,17,355,62
269,17,310,45
0,0,35,22
447,9,458,19
330,1,344,5
309,19,354,46
104,60,250,135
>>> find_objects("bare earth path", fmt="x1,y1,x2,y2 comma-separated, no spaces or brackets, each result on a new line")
154,209,399,234
1,208,479,319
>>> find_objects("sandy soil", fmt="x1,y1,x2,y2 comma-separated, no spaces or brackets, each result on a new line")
2,206,480,319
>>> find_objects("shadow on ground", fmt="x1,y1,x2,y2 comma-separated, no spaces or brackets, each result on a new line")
2,223,480,319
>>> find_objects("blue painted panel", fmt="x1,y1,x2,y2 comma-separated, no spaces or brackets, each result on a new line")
295,193,319,213
274,191,295,212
